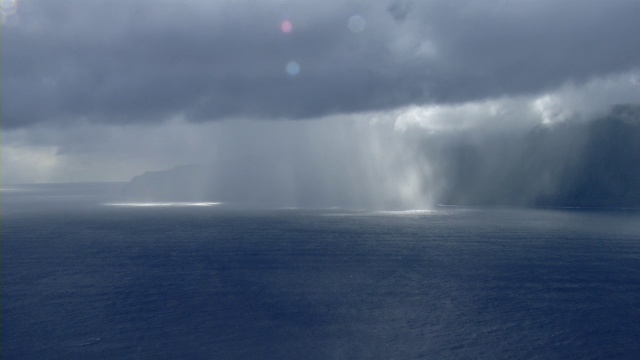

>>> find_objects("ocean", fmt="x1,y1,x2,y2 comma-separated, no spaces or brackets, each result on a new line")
3,184,640,359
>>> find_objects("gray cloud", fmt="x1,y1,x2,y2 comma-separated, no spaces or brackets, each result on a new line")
3,0,640,128
387,0,413,23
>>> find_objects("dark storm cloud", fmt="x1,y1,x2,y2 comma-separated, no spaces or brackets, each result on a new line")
3,0,640,128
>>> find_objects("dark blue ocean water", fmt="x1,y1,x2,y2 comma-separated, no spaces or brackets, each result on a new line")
3,184,640,359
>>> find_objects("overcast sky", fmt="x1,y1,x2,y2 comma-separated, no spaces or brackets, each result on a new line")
3,0,640,184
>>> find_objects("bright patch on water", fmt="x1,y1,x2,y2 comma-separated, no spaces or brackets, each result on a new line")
104,202,221,207
1,187,27,192
374,209,443,215
324,209,452,217
371,209,458,217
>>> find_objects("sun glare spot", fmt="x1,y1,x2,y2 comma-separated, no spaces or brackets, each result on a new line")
280,20,293,33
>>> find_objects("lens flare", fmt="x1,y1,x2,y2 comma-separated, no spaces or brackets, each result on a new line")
280,20,293,33
348,15,366,33
286,61,300,76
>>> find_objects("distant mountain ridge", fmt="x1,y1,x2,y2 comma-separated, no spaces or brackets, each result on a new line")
121,156,373,208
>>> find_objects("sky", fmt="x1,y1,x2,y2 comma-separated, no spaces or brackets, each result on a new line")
3,0,640,189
